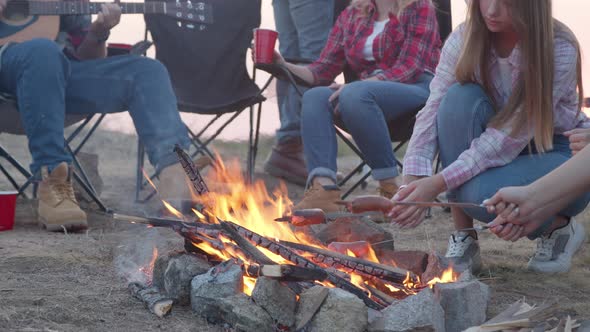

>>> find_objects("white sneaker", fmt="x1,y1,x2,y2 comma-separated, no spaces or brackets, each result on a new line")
445,231,482,273
527,218,586,273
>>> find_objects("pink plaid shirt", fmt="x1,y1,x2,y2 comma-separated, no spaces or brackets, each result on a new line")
307,0,441,85
403,24,590,190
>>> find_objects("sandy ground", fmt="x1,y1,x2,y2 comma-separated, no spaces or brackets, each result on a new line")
1,128,589,331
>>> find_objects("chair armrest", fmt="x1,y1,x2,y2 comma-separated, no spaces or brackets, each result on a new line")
130,41,153,56
584,97,590,108
255,62,314,89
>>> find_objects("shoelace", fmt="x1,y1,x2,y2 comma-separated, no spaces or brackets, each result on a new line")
534,236,556,259
50,180,78,206
447,235,470,257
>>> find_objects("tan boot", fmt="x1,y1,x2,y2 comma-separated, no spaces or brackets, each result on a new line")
377,182,399,199
38,162,88,232
293,183,343,213
264,138,308,186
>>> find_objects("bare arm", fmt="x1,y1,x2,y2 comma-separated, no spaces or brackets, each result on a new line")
76,4,121,60
485,143,590,224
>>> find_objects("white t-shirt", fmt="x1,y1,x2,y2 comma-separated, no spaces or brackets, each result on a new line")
497,57,512,97
363,20,388,61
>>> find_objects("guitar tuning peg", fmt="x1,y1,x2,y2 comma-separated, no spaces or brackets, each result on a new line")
186,24,195,29
177,21,182,28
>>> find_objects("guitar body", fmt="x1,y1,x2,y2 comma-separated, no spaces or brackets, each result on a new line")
0,0,59,46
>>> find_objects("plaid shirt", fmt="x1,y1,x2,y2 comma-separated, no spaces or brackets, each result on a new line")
307,0,441,85
403,24,590,190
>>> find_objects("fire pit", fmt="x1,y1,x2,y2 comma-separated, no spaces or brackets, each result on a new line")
115,147,490,331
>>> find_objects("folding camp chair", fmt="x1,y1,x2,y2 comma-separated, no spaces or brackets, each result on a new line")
258,0,452,199
136,0,272,202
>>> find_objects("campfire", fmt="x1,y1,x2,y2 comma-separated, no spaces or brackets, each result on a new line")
115,147,490,331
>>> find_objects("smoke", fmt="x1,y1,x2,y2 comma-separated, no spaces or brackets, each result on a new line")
113,227,182,285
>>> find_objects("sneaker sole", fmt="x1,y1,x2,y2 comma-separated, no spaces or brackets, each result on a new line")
264,163,307,187
527,231,587,274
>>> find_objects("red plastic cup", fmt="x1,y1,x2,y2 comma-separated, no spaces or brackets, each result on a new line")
253,28,279,65
0,191,17,232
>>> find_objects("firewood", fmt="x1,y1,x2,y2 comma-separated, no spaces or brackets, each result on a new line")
229,222,384,310
279,240,413,285
465,300,558,332
245,264,329,282
128,282,173,318
174,145,209,195
218,219,276,265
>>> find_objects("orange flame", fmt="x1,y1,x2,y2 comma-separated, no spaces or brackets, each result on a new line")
426,267,457,288
162,200,184,219
138,247,159,285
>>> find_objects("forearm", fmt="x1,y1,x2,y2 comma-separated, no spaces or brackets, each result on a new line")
76,30,108,60
284,62,315,85
527,144,590,205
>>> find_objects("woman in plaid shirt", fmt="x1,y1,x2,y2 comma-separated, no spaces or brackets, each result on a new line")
271,0,441,212
390,0,589,274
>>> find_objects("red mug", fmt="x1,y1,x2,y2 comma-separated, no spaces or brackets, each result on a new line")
253,28,279,65
0,191,17,232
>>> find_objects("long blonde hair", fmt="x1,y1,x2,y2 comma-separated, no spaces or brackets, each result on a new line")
351,0,422,17
455,0,584,153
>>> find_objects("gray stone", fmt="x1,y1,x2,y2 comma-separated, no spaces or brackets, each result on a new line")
432,280,490,332
295,286,329,330
369,288,439,332
309,288,368,332
578,320,590,332
190,260,243,318
152,251,210,305
217,294,274,332
251,277,296,328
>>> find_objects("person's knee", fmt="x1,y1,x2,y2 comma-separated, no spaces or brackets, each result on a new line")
438,83,490,122
302,87,331,118
131,56,170,81
338,81,372,113
21,39,68,68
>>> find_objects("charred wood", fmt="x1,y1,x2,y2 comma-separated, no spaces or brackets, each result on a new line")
128,282,173,318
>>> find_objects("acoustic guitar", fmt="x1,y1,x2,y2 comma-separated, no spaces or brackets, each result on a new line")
0,0,213,45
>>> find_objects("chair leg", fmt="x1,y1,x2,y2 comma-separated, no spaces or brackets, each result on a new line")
72,114,107,155
65,142,109,212
341,170,371,200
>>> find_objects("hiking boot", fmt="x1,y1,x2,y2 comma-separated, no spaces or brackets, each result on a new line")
378,182,399,199
445,231,482,273
527,218,586,273
38,162,87,232
264,138,307,186
293,183,343,213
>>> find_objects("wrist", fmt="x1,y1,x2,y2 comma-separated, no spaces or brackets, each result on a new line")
432,174,447,193
88,28,110,43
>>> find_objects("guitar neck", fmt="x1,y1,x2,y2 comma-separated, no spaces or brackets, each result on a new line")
28,2,167,15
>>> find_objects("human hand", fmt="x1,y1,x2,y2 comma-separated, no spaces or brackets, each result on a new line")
483,185,538,225
328,83,344,115
564,128,590,155
91,3,122,33
402,175,422,186
388,174,446,228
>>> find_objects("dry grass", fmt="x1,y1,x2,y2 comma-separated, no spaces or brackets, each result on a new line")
1,128,589,331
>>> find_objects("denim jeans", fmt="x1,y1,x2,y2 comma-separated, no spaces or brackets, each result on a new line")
272,0,333,144
301,74,433,187
438,83,590,239
0,39,190,175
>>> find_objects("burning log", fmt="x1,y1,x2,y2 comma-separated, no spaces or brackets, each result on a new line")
227,221,384,310
279,240,414,286
174,145,209,195
112,213,221,238
245,264,328,282
128,282,173,318
218,219,276,265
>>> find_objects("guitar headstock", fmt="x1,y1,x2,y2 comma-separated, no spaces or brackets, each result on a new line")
164,1,213,26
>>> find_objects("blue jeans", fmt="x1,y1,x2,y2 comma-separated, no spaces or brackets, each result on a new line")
438,83,590,239
301,74,433,187
272,0,333,143
0,39,190,175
